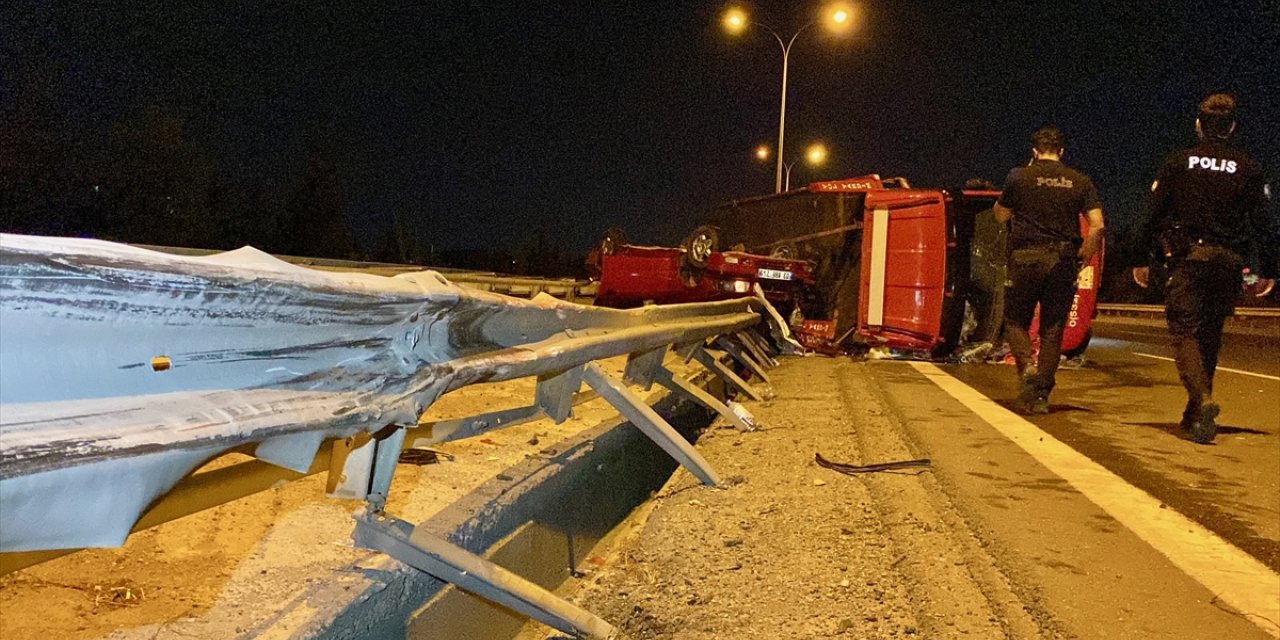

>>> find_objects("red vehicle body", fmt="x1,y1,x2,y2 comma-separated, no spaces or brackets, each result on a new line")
592,236,815,309
707,175,1104,357
855,188,954,351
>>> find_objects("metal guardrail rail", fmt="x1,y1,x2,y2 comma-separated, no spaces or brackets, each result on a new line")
0,233,789,639
135,243,596,299
445,272,599,298
1097,303,1280,318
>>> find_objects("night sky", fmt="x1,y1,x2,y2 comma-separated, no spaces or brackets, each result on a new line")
3,0,1277,255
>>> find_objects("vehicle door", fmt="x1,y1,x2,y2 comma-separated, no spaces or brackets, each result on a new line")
856,190,950,351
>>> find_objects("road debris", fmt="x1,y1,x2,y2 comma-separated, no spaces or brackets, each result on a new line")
726,400,757,430
398,448,456,465
815,453,932,475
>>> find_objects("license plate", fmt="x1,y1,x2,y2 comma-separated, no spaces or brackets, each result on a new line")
757,268,793,281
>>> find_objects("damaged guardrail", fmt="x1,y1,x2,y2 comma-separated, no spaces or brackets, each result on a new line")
0,233,786,639
444,272,598,299
1096,303,1280,318
136,243,594,299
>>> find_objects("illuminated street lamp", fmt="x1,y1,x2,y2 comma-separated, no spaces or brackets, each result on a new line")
723,3,856,193
757,142,829,191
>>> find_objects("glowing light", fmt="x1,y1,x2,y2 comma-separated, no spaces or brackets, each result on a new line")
723,7,748,35
806,143,828,165
755,145,771,161
823,2,857,33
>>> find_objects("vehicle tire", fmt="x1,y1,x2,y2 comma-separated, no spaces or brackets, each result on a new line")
681,225,719,269
586,228,627,280
599,228,627,256
769,242,798,260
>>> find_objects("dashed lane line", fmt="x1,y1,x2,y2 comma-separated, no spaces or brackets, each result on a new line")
909,361,1280,638
1133,352,1280,382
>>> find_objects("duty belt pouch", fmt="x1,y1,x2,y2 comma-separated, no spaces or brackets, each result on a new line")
1011,242,1075,267
1157,225,1195,262
1146,258,1171,297
1186,244,1236,261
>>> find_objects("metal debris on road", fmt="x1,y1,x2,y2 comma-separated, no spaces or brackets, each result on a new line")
814,453,932,475
398,448,455,465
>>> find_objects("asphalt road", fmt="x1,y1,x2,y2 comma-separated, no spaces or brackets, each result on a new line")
576,353,1279,639
943,317,1280,573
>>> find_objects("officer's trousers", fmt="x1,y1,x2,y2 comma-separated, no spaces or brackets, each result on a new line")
1164,246,1243,404
1002,246,1078,398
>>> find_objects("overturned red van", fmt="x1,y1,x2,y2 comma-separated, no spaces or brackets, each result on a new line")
706,175,1102,358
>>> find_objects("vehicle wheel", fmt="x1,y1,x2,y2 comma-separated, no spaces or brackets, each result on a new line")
769,242,798,260
681,225,719,269
600,228,626,256
586,228,627,280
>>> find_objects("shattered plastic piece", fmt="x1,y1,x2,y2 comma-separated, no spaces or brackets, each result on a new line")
953,341,994,364
1060,354,1088,369
866,346,929,361
727,400,757,430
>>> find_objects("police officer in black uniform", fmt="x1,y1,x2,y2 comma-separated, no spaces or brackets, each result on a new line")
1134,93,1275,444
994,126,1106,414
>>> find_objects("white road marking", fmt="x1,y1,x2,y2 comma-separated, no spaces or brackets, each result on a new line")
909,361,1280,638
1112,328,1166,338
1134,352,1280,382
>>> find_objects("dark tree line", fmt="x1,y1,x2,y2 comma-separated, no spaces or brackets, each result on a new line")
1,67,357,259
0,68,584,275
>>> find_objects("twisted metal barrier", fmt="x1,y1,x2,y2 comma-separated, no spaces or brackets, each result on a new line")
1096,303,1280,318
0,233,787,639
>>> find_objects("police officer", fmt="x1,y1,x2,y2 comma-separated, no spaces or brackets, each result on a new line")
994,126,1105,414
1134,93,1275,444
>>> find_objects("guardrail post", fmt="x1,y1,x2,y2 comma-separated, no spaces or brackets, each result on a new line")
690,344,765,402
353,511,623,640
736,330,778,368
326,426,407,512
652,366,754,432
675,340,702,364
714,336,772,385
623,347,668,390
536,366,585,424
581,362,721,486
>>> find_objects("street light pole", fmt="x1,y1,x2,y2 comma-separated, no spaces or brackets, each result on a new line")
723,5,852,193
773,29,811,193
783,158,797,192
779,142,828,191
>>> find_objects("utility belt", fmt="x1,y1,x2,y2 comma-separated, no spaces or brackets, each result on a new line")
1147,227,1243,296
1010,240,1079,264
1155,226,1239,265
1157,226,1201,262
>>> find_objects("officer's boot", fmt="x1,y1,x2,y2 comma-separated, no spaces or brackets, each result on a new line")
1014,364,1039,413
1029,395,1050,415
1189,394,1220,445
1180,397,1200,433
